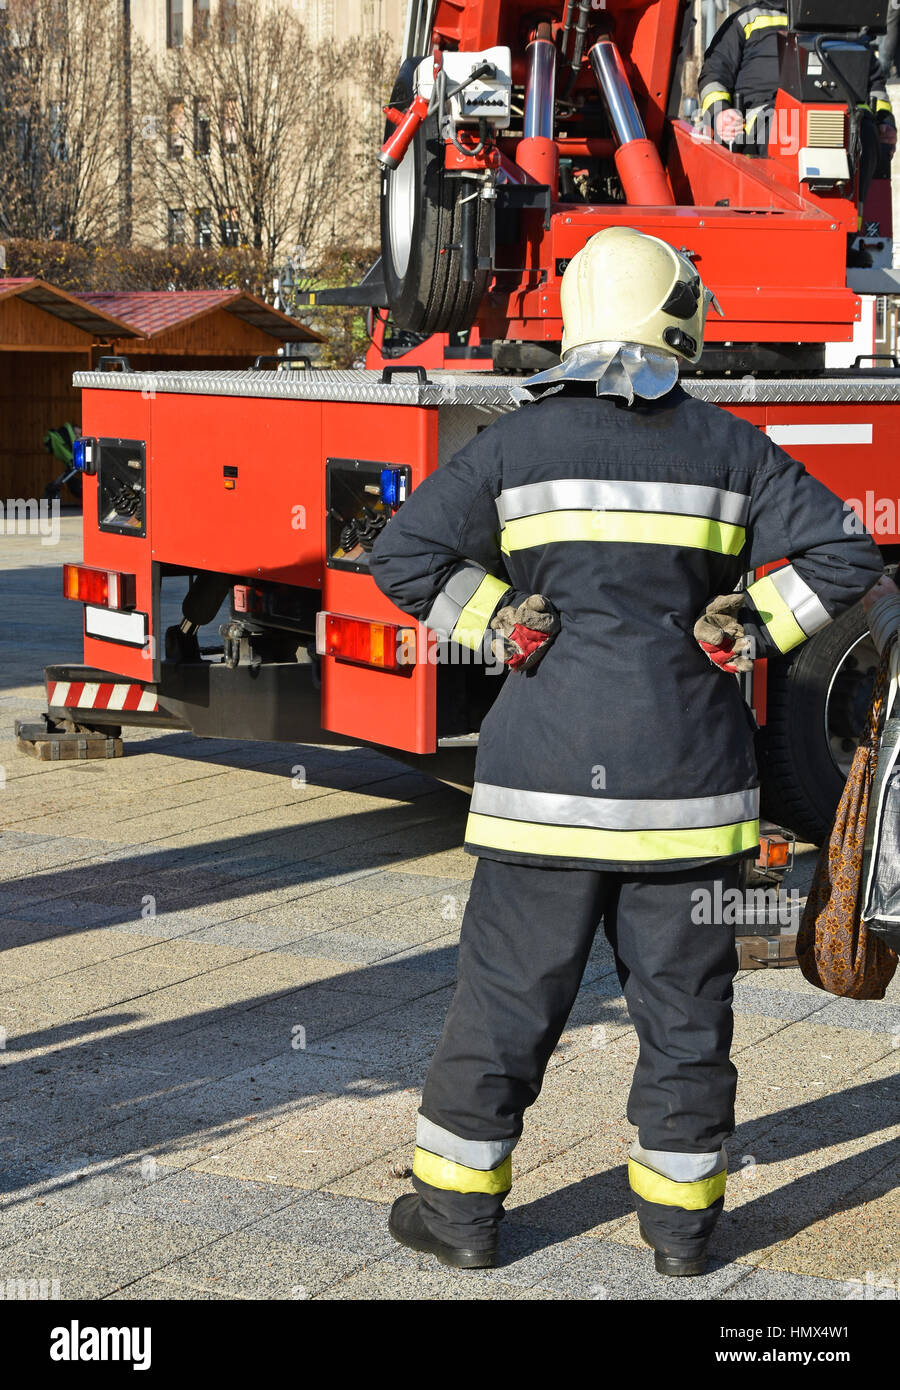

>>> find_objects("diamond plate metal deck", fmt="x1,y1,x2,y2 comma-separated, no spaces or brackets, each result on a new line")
72,366,900,406
72,368,522,408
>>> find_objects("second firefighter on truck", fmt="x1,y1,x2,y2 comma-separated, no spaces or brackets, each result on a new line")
699,2,895,225
369,226,881,1276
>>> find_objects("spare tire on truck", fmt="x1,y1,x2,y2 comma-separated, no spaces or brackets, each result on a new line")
380,58,492,335
757,601,879,844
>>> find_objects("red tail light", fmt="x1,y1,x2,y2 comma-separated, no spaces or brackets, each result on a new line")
63,564,136,611
316,612,416,670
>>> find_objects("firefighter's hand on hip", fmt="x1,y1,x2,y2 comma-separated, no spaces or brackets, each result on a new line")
491,594,561,673
694,592,754,674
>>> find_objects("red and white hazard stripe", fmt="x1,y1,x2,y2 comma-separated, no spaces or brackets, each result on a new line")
47,680,158,713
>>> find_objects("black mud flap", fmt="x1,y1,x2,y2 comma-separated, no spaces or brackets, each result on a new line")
157,659,352,744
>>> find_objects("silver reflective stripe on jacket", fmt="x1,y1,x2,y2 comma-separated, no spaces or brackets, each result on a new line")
769,563,831,636
425,560,489,640
495,479,751,527
470,782,759,831
416,1115,516,1170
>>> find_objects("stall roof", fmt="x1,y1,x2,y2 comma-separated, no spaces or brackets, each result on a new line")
0,277,139,338
75,288,322,343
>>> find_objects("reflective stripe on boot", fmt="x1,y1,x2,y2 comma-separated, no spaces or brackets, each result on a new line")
628,1143,727,1261
413,1116,514,1195
410,1116,515,1252
628,1143,727,1209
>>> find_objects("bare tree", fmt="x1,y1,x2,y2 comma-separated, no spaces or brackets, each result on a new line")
135,0,396,260
342,29,399,246
0,0,124,242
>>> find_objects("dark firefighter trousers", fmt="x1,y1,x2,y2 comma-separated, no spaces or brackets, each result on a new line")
412,857,742,1258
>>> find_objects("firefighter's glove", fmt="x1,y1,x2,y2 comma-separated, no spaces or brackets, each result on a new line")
491,594,560,673
694,592,754,674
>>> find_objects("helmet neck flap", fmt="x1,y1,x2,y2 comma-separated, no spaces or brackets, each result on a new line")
515,340,679,406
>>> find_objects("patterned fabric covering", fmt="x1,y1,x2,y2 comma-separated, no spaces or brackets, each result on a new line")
798,651,899,1000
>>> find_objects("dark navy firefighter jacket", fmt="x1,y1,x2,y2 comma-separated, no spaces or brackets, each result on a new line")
369,386,882,872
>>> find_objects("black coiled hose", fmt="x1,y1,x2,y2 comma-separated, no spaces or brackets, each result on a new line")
563,0,592,101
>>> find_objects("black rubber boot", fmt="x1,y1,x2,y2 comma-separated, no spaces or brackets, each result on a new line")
640,1224,709,1277
389,1194,497,1269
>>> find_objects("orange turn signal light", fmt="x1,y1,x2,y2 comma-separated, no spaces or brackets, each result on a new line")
63,563,136,611
315,612,416,671
756,835,792,871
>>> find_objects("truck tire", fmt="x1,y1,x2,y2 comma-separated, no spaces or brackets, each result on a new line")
380,59,491,335
757,602,879,844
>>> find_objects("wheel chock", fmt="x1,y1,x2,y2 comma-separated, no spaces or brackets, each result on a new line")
15,715,124,761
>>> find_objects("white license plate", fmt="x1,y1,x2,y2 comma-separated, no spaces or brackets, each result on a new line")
84,605,148,647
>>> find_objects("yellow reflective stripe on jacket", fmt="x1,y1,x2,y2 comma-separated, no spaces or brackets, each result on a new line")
499,510,745,557
746,573,808,653
743,14,787,38
701,88,732,114
875,99,893,114
413,1147,512,1195
628,1158,727,1210
465,813,760,863
451,573,511,650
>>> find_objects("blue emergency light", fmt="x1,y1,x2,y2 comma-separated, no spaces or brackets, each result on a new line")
380,467,408,508
72,436,95,474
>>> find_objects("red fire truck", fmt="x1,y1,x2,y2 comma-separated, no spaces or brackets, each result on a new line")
29,0,900,848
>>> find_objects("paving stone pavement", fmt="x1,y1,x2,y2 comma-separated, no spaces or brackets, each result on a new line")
0,518,897,1302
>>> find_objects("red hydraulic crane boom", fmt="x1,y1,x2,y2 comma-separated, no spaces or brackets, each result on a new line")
376,0,870,362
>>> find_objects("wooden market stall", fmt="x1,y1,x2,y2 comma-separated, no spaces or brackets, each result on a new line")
0,283,322,500
0,278,136,500
74,288,322,372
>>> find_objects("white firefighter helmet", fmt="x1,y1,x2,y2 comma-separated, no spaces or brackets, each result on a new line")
561,226,722,364
518,227,724,404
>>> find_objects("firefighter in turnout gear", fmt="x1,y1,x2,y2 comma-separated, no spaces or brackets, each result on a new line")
369,227,882,1276
698,3,895,214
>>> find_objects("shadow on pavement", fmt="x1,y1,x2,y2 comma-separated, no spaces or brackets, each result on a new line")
0,795,468,943
504,1072,899,1267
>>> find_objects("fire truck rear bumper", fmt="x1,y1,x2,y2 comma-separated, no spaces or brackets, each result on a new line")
43,659,351,745
42,661,479,785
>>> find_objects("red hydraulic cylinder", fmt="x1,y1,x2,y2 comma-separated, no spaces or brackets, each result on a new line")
516,24,559,196
614,140,675,206
589,40,673,205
